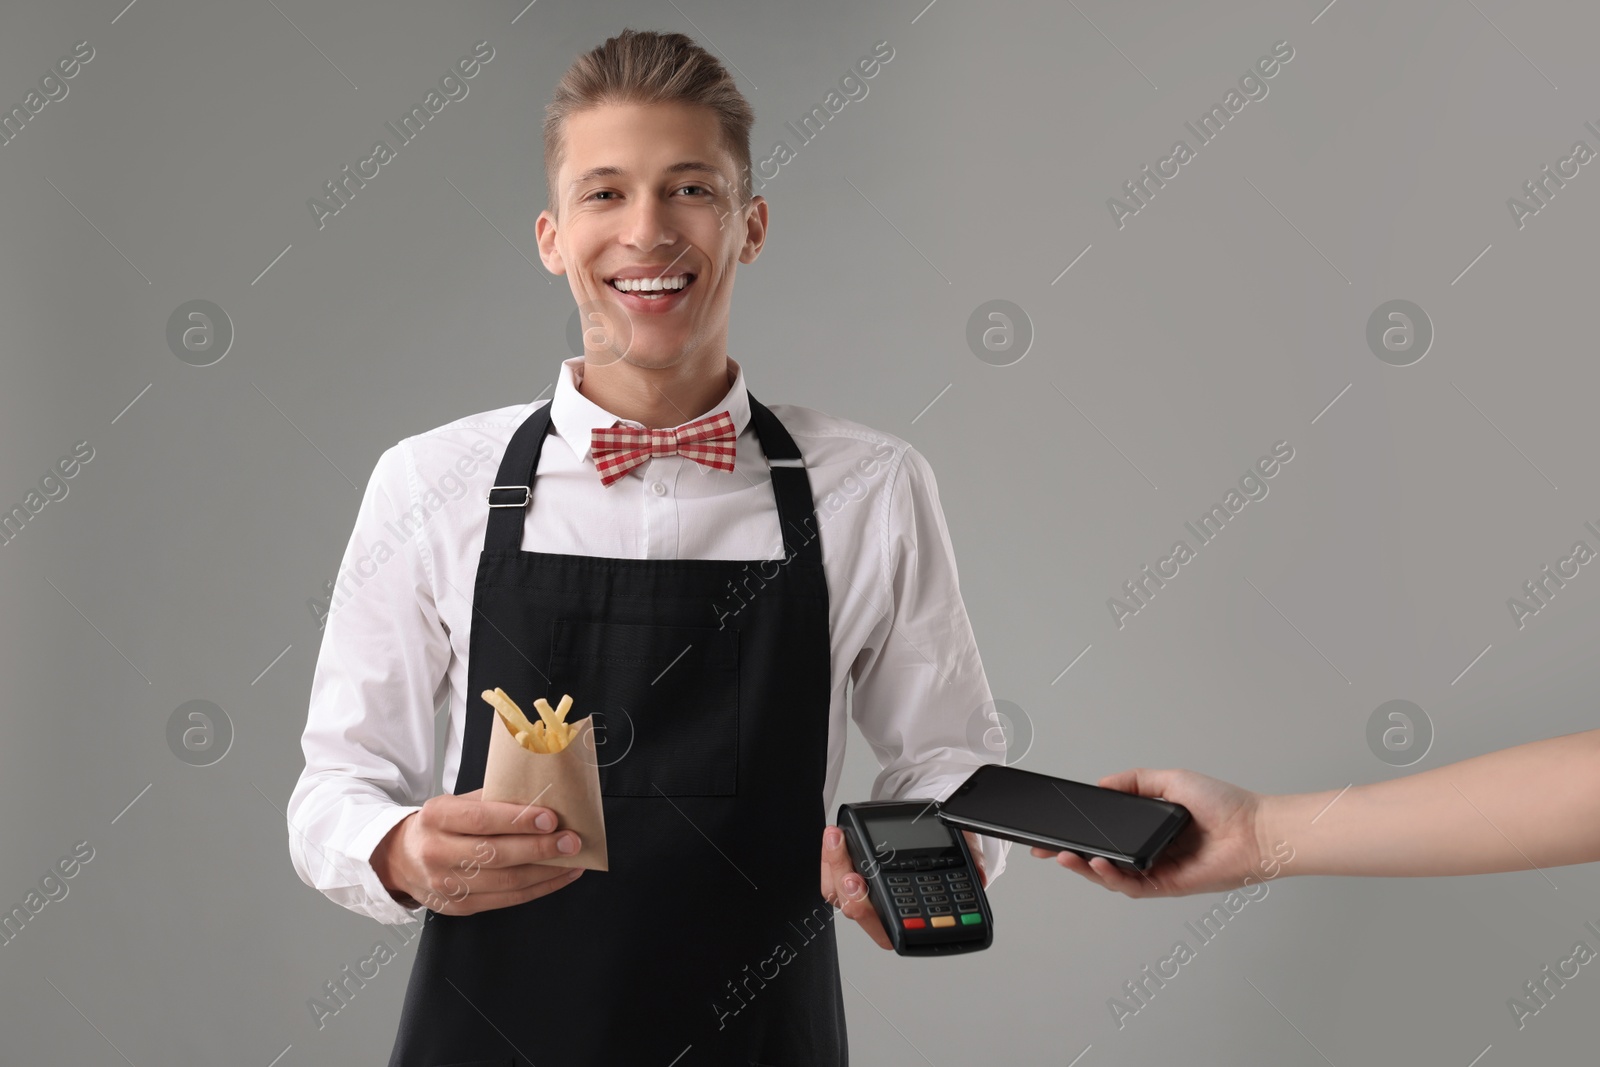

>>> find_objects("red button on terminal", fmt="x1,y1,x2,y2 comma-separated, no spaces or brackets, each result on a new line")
902,918,926,930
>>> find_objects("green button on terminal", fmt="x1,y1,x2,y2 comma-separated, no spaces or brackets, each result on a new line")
960,913,983,925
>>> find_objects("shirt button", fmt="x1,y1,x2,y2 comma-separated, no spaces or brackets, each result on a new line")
651,481,667,496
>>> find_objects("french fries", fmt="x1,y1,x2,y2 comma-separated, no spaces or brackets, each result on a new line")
481,688,578,754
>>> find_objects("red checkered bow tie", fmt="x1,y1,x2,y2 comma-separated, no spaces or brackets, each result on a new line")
589,410,738,486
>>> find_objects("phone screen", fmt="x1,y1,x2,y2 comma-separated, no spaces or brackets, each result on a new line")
944,766,1177,856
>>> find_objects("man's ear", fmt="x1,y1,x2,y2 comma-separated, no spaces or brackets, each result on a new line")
738,195,769,265
535,209,566,275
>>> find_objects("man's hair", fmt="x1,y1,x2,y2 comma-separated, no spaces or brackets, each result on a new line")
543,29,754,219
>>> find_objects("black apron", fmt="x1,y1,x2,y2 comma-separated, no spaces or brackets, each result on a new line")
387,394,848,1067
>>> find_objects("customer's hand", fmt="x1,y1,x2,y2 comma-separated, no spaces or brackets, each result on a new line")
1030,769,1269,898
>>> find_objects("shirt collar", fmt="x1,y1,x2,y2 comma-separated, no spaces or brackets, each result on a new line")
549,355,752,464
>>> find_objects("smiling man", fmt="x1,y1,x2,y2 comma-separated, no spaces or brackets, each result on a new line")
288,29,1006,1066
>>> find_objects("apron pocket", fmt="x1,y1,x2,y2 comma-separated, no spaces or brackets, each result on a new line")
550,618,739,797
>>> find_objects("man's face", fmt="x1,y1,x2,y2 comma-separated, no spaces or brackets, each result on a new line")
536,101,766,371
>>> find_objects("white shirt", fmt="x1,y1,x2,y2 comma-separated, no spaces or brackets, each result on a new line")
288,356,1009,925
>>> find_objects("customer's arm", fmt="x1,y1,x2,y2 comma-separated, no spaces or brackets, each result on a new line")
1039,729,1600,896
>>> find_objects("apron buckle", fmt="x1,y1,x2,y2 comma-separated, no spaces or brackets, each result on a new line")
487,484,531,507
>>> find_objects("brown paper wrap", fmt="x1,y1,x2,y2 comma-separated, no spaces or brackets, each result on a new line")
481,710,609,871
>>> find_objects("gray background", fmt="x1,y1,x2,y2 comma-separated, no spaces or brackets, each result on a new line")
3,0,1598,1063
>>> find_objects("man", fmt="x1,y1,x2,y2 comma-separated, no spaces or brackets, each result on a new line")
288,28,1006,1066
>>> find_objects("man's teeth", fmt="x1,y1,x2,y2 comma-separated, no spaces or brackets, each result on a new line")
609,274,692,293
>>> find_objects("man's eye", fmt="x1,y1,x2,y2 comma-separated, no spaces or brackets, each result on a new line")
584,187,712,201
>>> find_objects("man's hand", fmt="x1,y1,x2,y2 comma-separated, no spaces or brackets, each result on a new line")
965,831,989,889
820,826,989,951
1028,768,1265,898
370,788,586,915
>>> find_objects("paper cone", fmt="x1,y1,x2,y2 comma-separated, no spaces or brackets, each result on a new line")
481,709,609,871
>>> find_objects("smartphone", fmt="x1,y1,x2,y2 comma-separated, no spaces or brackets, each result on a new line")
936,764,1190,873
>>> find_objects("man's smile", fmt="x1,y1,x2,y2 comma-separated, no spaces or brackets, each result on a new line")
604,270,698,312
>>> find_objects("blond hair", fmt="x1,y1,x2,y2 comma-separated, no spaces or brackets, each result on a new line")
543,28,754,217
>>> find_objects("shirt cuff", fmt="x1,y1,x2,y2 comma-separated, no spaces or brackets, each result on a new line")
348,803,429,925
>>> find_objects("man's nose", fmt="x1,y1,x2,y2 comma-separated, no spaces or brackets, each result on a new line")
620,196,675,251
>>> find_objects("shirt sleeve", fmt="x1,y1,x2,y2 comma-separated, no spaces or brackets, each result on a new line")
847,444,1010,885
286,440,444,925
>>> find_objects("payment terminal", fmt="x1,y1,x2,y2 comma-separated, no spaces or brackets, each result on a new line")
836,799,993,956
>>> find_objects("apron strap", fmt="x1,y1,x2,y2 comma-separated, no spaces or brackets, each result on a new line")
483,400,554,552
483,388,822,565
745,392,823,566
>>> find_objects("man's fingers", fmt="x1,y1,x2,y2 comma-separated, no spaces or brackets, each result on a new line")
435,830,579,876
820,827,844,902
960,831,988,889
421,792,561,836
838,873,871,910
426,866,584,915
823,825,850,868
441,851,583,894
477,830,581,868
475,798,562,834
838,872,892,951
822,825,858,893
496,861,587,894
821,827,891,951
415,850,577,902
